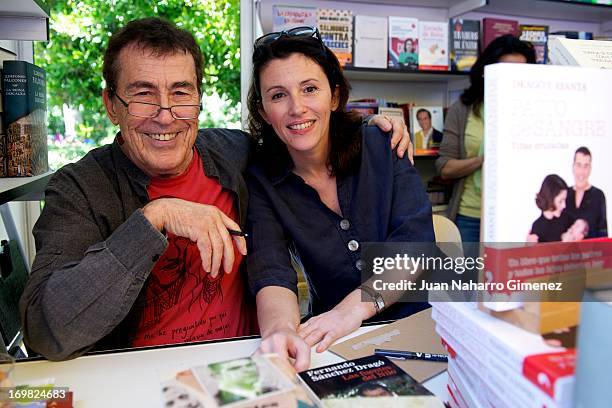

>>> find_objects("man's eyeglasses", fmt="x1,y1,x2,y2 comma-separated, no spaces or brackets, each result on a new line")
254,26,321,49
112,92,201,120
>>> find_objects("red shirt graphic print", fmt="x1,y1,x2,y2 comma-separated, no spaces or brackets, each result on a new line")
132,150,254,347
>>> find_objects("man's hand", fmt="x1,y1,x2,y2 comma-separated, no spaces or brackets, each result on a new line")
143,198,247,277
368,114,414,163
256,328,311,372
297,302,369,353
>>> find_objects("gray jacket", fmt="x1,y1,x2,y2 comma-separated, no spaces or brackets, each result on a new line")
19,128,250,361
435,101,471,221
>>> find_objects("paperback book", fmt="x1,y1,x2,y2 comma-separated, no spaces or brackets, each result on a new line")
298,355,442,407
548,37,612,69
410,106,444,156
482,18,518,49
388,16,419,70
449,18,480,72
353,15,388,69
161,354,297,407
272,5,317,32
317,9,353,67
418,21,449,71
520,24,549,64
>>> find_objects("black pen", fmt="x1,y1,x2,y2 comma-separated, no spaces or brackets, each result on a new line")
374,348,448,362
228,229,248,237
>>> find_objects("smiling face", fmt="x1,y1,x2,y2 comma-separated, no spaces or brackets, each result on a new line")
103,44,200,178
573,152,592,189
258,53,339,160
416,110,432,132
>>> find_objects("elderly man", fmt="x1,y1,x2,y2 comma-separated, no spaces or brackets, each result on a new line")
20,18,410,361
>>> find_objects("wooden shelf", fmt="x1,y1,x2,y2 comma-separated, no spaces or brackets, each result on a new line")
344,66,469,82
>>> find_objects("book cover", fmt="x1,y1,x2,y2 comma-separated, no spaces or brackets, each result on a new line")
410,106,444,156
298,355,441,407
353,15,388,69
161,355,297,408
388,16,418,70
317,8,353,67
548,37,612,69
520,25,549,64
418,21,449,71
1,60,48,177
449,19,480,72
482,18,519,50
482,64,612,243
272,5,316,32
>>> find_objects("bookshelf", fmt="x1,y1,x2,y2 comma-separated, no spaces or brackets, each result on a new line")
0,0,50,41
1,0,50,267
243,0,612,211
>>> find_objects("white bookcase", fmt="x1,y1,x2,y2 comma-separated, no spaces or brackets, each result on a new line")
0,0,50,265
241,0,612,208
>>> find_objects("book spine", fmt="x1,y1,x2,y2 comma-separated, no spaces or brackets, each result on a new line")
439,324,564,408
2,61,48,177
483,64,500,241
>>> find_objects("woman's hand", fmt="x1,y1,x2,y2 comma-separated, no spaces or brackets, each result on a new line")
256,328,311,372
298,299,372,353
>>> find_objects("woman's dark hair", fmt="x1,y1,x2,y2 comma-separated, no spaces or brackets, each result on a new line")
247,35,362,177
535,174,568,211
103,17,204,96
461,34,536,117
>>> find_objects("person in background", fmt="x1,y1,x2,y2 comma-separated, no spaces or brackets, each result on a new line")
19,19,411,361
566,146,607,238
528,174,574,243
436,35,536,244
246,27,434,371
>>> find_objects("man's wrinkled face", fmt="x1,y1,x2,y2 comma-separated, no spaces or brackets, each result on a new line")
103,44,200,178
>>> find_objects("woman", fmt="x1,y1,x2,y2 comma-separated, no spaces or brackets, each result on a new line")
436,35,536,244
528,174,575,242
246,27,434,370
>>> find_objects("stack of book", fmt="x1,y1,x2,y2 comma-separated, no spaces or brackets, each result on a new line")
431,302,576,408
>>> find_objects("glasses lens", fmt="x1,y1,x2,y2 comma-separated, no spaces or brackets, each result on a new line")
171,105,200,119
128,102,159,118
255,32,281,48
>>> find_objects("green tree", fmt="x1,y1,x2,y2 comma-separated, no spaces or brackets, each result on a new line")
36,0,241,147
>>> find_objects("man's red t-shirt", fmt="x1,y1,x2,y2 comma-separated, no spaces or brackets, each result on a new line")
132,150,256,347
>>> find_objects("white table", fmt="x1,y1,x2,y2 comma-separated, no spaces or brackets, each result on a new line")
11,326,447,407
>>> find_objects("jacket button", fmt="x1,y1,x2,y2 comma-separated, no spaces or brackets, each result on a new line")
340,219,351,230
348,240,359,251
356,259,364,270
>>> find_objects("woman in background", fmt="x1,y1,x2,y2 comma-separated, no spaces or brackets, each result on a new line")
528,174,575,242
436,35,536,244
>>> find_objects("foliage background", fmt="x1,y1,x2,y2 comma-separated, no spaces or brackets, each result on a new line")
35,0,242,169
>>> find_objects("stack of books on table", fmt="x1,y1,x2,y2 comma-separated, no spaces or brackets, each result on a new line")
430,302,576,408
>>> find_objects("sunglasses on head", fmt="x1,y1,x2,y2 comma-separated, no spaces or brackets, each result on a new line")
254,26,322,48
